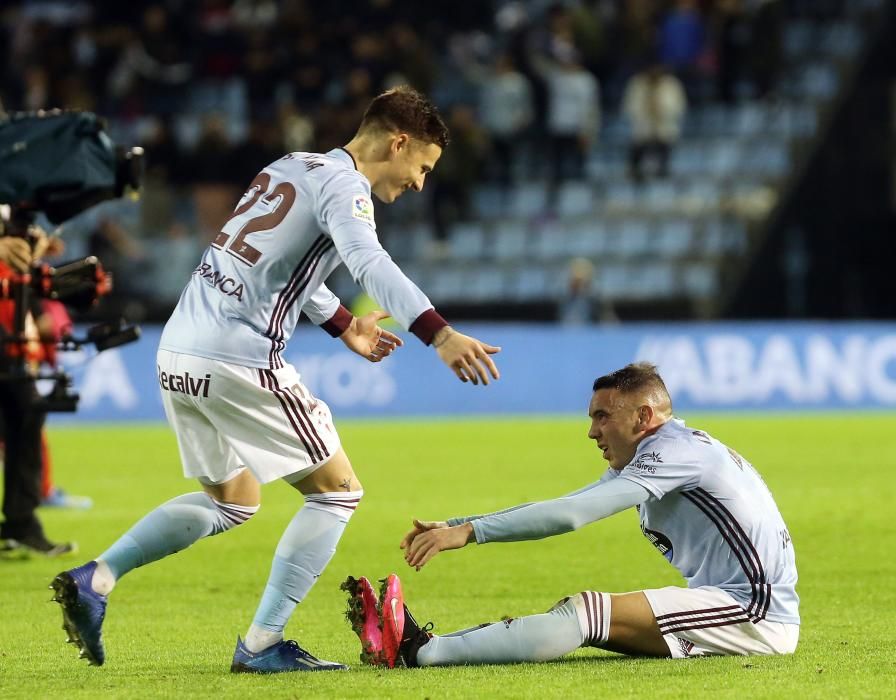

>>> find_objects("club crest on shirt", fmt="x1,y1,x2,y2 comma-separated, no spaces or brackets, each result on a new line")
351,194,374,223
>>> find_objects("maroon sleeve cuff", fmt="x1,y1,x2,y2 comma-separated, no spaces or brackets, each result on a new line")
409,308,449,345
321,305,353,338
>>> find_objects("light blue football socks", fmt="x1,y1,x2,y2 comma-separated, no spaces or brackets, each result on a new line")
245,490,362,652
94,492,258,591
417,596,588,665
85,487,362,656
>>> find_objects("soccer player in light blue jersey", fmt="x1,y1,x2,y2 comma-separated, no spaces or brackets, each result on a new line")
50,86,501,673
347,363,799,667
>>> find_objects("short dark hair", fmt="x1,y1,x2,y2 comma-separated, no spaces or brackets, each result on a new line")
593,362,670,401
358,85,449,148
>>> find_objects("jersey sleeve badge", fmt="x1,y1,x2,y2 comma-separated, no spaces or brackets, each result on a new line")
351,194,375,224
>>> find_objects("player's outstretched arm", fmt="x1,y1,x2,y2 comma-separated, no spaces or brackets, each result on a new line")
401,519,474,570
401,479,651,570
339,309,404,363
432,326,501,385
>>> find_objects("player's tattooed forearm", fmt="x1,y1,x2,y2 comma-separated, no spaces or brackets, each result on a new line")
340,478,352,491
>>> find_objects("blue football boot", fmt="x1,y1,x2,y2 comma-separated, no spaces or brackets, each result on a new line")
230,636,348,673
50,561,108,666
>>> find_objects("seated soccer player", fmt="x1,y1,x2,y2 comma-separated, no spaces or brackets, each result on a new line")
346,362,799,667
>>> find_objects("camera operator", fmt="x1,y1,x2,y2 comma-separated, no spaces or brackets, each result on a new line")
0,108,141,557
0,221,76,557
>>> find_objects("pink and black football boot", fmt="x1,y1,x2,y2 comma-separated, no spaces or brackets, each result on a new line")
380,573,433,668
341,576,385,666
379,574,405,668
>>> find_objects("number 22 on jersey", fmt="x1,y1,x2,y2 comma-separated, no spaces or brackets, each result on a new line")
212,172,297,266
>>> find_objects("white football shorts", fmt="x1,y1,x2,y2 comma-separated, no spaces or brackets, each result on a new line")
643,585,799,658
157,348,340,485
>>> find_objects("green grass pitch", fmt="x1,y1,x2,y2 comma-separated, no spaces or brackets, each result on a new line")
1,414,894,698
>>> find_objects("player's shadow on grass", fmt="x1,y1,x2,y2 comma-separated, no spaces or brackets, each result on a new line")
545,652,743,670
400,655,676,672
550,654,661,667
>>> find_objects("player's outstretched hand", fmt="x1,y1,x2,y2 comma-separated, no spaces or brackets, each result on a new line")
400,518,448,551
402,519,474,571
432,326,501,385
340,309,403,363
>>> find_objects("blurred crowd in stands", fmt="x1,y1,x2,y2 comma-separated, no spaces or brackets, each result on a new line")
0,0,846,317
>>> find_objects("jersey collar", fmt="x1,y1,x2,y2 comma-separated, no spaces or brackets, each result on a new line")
331,147,358,170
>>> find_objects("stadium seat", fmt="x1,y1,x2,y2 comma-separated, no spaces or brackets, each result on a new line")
386,222,433,260
467,266,506,301
745,142,790,177
448,222,488,260
601,114,630,146
706,140,742,177
824,22,861,58
510,265,552,301
472,185,505,219
733,104,766,138
603,180,638,214
630,263,676,299
507,182,549,218
531,219,571,261
655,219,695,257
555,181,595,217
797,63,839,100
566,219,609,257
765,103,817,139
586,149,627,182
695,105,730,137
702,218,749,255
642,181,678,213
791,104,818,138
670,143,704,176
492,221,530,262
681,263,719,298
783,21,813,59
596,264,631,300
429,266,468,302
612,219,651,258
679,179,721,215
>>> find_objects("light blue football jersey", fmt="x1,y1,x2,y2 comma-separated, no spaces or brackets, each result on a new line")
160,148,436,368
611,418,800,624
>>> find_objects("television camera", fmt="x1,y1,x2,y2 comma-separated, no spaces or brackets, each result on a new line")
0,109,143,411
